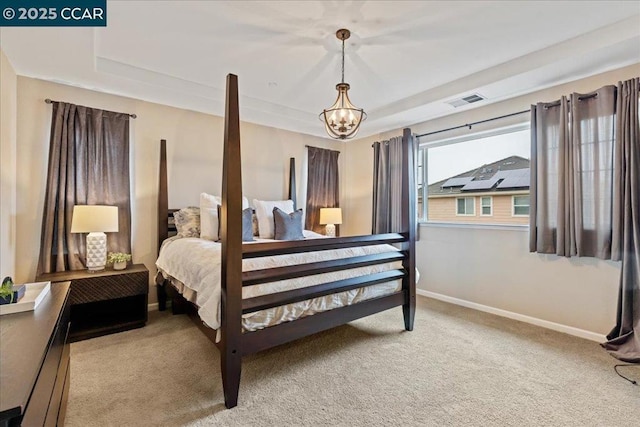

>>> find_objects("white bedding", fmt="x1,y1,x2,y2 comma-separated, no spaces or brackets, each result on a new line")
155,234,404,333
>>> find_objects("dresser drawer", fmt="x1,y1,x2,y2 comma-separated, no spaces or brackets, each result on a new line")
21,302,70,426
44,325,70,427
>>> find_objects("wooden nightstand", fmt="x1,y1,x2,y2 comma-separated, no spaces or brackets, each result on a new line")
36,264,149,342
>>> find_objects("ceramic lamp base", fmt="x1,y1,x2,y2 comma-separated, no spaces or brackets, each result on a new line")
325,223,336,237
86,231,107,271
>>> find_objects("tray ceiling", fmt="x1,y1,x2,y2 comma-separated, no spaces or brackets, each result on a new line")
2,1,639,139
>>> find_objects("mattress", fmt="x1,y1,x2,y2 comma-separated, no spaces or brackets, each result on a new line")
155,234,404,333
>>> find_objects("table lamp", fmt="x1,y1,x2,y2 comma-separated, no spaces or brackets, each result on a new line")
71,205,119,271
319,207,342,237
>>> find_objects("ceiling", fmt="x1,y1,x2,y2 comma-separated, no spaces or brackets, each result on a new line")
1,1,639,140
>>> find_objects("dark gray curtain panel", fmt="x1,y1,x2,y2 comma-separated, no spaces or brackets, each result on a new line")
305,146,340,234
530,87,616,258
530,77,639,362
372,136,404,234
602,77,640,363
38,101,131,274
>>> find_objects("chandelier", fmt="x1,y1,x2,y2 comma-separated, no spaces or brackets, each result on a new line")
319,29,367,140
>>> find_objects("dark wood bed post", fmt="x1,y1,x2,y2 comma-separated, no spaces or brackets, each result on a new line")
157,139,169,311
220,74,243,409
288,157,296,210
400,127,416,331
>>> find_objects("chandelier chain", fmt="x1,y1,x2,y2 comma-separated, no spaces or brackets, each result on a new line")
341,38,345,83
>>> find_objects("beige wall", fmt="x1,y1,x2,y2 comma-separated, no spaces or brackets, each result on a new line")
419,225,620,335
343,64,639,337
428,194,529,225
15,77,339,302
0,49,17,279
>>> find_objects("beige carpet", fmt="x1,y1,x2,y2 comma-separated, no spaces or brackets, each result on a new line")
66,296,639,426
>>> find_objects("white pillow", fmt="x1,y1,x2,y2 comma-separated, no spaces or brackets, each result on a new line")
200,192,221,209
200,192,250,241
200,193,221,241
253,199,294,238
200,193,249,209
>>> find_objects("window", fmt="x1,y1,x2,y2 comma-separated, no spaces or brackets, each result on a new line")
512,195,530,216
456,197,475,215
417,125,531,225
416,147,425,219
481,196,492,216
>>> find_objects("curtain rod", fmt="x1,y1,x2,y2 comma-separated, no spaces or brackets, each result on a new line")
415,91,601,139
415,109,529,139
44,98,137,119
305,144,340,153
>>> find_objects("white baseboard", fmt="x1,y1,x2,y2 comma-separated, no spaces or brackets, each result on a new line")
416,289,607,343
148,302,159,312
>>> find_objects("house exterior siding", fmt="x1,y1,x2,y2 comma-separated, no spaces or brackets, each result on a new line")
427,193,529,225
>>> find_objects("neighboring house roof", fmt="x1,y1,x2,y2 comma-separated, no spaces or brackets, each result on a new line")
428,155,530,196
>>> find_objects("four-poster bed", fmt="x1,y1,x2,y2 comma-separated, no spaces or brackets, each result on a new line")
155,74,416,409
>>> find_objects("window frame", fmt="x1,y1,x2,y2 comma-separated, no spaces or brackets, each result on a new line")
512,195,530,217
480,196,493,216
456,196,476,216
417,122,531,225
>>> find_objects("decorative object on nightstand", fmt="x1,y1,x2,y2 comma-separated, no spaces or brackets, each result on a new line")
319,207,342,237
71,205,119,272
36,264,149,342
107,252,132,270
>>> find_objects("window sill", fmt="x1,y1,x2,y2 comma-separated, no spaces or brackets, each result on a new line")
418,221,529,232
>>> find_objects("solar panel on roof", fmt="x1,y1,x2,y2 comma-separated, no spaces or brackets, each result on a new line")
497,176,530,189
461,177,499,191
442,177,474,187
496,168,530,189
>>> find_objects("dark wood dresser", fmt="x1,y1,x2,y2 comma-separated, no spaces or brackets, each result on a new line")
0,281,71,427
36,264,149,342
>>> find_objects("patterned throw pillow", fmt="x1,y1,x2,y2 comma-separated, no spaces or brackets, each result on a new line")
273,207,304,240
173,207,200,238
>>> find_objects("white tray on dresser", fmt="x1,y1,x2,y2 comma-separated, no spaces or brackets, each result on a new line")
0,282,51,315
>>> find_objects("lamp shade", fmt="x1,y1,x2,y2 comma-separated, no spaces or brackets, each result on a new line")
71,205,119,233
319,208,342,225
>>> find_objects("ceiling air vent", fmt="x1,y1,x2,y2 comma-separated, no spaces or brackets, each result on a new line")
447,93,486,108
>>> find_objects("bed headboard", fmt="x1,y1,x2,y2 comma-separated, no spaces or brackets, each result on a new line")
157,139,297,254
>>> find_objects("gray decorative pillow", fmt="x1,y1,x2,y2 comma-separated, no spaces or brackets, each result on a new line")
216,206,254,242
242,208,254,242
273,207,304,240
173,207,200,238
